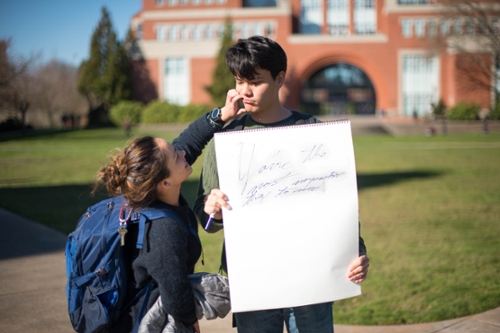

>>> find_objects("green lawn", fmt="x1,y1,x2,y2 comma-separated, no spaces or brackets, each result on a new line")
0,128,499,325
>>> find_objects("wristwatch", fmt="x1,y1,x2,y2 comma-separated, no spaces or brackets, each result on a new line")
207,107,225,129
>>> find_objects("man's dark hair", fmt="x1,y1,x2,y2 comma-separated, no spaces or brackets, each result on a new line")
225,35,287,80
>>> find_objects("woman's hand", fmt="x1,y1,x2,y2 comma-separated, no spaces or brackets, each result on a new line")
220,89,246,122
347,255,370,284
204,189,231,220
193,321,200,333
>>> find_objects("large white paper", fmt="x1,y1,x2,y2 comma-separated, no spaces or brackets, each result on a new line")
214,121,361,312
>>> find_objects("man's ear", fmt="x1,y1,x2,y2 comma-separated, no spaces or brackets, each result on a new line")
276,71,286,88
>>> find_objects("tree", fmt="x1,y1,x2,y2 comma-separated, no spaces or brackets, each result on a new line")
205,17,236,107
124,27,158,103
78,7,132,127
0,39,35,132
32,60,87,128
430,0,500,106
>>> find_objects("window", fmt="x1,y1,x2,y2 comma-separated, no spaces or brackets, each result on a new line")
265,23,276,37
427,20,436,37
137,24,143,40
402,55,439,117
327,0,350,35
354,0,376,34
492,18,500,35
193,0,200,4
168,0,177,5
204,0,213,4
216,24,225,38
254,22,264,36
180,0,188,4
243,0,276,7
440,20,450,36
465,19,475,35
205,25,213,39
164,58,190,105
181,26,190,40
300,0,323,34
414,19,425,37
156,26,166,41
168,26,179,41
193,25,201,40
452,19,462,35
156,0,165,5
401,19,412,37
398,0,428,4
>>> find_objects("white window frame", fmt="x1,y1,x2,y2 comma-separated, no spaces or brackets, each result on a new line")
156,26,166,41
327,0,350,36
163,57,190,105
427,19,437,37
354,0,376,35
414,19,425,37
400,52,440,117
440,19,450,36
300,0,323,34
401,19,412,38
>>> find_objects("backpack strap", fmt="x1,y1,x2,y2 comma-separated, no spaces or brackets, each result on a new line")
131,207,199,249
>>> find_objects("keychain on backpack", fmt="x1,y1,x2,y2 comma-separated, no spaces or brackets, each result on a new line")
118,204,132,246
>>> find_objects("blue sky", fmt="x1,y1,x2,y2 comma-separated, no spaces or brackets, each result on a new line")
0,0,141,67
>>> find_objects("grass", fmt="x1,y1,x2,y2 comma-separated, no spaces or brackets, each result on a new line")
0,128,499,325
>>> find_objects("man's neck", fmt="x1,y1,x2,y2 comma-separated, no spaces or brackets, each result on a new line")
249,105,292,124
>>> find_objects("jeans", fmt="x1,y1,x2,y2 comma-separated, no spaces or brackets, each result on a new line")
234,302,334,333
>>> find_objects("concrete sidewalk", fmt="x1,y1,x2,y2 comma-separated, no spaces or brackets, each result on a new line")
0,208,499,333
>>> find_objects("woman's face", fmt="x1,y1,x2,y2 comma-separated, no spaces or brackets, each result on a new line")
154,138,192,187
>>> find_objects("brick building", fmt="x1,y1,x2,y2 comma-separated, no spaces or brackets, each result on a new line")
130,0,499,117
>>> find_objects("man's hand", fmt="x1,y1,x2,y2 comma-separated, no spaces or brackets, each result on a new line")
204,189,231,220
220,89,246,122
347,255,370,284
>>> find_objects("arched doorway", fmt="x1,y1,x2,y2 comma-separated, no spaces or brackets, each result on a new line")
300,63,376,116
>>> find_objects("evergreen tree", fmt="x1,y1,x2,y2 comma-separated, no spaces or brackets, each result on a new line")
78,7,132,127
205,17,235,107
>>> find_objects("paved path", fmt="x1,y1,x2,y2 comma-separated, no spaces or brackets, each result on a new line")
1,208,499,333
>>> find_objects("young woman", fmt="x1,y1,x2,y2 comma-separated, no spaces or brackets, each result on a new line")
94,108,243,333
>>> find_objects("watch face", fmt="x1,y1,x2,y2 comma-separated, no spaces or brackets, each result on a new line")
211,108,220,120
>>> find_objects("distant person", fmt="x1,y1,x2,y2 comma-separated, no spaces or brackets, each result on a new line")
194,36,370,333
123,117,132,137
94,108,243,333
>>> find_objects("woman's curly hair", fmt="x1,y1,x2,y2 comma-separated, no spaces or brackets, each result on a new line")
93,136,170,209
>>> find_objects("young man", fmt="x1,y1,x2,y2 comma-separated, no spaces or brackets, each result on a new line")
193,36,369,333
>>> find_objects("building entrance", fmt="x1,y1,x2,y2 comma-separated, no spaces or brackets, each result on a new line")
300,63,376,116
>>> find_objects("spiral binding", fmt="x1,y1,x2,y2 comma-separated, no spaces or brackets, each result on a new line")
215,118,350,135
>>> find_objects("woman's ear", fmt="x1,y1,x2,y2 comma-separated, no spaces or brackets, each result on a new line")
158,180,170,189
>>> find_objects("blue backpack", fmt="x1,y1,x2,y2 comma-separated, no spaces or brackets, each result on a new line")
65,196,186,333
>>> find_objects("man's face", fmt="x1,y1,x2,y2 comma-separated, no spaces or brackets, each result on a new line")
234,68,284,115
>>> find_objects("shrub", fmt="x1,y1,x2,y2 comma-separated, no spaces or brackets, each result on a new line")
0,118,33,132
431,99,446,118
142,101,181,123
447,102,480,121
109,101,143,126
176,104,210,123
141,101,210,123
490,103,500,120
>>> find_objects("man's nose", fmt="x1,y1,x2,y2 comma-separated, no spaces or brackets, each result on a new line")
238,83,251,96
